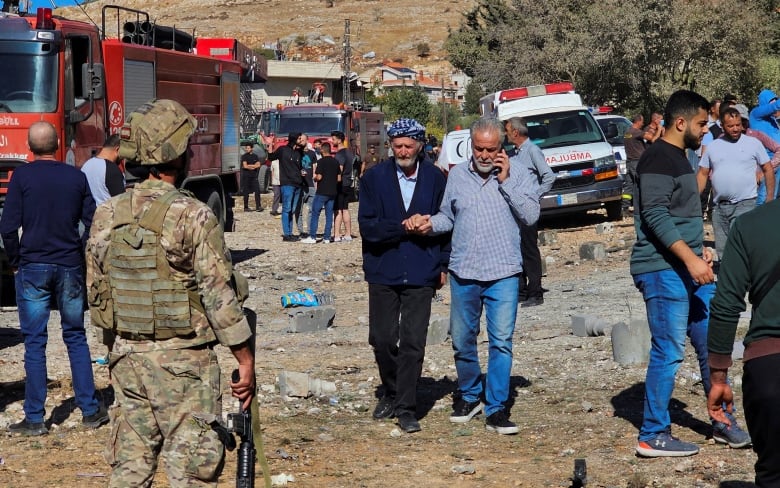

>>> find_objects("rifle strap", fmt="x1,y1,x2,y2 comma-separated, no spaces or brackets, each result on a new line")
251,394,272,488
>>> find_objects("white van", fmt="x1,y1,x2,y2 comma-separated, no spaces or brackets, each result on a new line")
480,83,623,220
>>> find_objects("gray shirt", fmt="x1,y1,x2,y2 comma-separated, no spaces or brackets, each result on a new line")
699,134,768,204
430,158,540,281
511,138,555,197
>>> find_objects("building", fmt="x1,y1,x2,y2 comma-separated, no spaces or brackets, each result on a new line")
366,60,470,107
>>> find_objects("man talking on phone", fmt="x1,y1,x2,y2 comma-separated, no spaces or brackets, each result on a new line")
405,117,540,434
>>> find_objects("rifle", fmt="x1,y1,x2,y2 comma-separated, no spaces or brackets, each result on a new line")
228,369,256,488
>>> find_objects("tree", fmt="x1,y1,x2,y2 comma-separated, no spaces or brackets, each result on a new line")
382,85,432,124
445,0,771,116
416,42,431,58
463,81,483,115
428,101,461,135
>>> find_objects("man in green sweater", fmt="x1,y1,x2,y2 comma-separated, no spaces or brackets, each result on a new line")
708,202,780,486
631,90,749,458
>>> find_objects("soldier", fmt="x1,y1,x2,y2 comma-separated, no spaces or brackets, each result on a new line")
86,99,255,487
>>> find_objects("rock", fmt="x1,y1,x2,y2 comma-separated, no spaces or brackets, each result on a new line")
571,315,610,337
595,222,614,235
451,464,476,475
426,315,449,345
611,319,652,365
286,305,336,332
538,230,558,246
278,371,337,398
579,242,606,261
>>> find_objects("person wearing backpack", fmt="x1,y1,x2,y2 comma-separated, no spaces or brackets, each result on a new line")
85,99,255,486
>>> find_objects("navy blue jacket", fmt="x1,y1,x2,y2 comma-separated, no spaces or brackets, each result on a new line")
359,157,450,286
0,160,95,268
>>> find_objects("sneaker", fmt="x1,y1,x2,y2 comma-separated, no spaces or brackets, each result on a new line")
332,236,343,242
449,399,483,423
712,420,751,448
274,214,281,219
636,432,699,457
322,239,331,244
341,235,353,242
8,419,48,436
82,405,109,429
485,410,519,435
300,237,317,244
299,232,309,239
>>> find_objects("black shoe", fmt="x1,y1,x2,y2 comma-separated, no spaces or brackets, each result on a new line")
82,404,109,429
270,211,280,216
256,207,264,212
517,291,529,302
372,396,395,419
485,410,519,435
397,413,421,433
282,235,293,242
449,399,483,423
299,232,309,239
8,419,48,436
522,296,544,307
244,207,251,212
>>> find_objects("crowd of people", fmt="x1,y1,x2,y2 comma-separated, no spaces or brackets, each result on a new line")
5,86,780,486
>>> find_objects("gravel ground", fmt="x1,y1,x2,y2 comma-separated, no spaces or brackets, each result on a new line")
0,201,757,487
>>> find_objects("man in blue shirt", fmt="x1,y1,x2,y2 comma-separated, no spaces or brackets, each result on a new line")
358,118,449,433
0,121,105,436
408,117,540,435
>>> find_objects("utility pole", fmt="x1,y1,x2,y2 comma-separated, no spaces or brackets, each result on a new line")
441,76,447,132
342,19,351,106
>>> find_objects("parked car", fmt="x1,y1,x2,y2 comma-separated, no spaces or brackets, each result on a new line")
594,114,632,178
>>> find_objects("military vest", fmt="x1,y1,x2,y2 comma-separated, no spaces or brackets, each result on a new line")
99,190,204,340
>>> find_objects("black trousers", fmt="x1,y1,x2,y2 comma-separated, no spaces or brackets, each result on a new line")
520,220,543,297
743,353,780,487
368,283,434,416
241,175,261,209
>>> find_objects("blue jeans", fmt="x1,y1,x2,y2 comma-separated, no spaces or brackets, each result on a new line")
309,194,335,239
280,185,302,236
16,263,100,423
633,268,715,441
450,272,519,417
757,167,779,205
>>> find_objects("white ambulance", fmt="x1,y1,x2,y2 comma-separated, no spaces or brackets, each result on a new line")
478,82,623,220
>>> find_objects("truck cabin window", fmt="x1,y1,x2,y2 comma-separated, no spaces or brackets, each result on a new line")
0,41,58,113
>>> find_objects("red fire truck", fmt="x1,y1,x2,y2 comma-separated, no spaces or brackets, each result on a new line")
0,4,263,231
258,102,385,194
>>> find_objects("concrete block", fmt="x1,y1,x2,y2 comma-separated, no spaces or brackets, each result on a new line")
286,305,336,333
579,241,606,261
538,230,558,246
426,315,450,345
571,315,610,337
595,222,614,235
278,371,336,398
611,319,651,365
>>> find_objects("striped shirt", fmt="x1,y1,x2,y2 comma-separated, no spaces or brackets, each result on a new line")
430,158,540,281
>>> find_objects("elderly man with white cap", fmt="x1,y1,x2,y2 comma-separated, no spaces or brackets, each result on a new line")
358,118,450,433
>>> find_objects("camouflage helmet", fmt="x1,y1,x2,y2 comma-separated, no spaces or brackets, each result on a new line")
118,99,197,165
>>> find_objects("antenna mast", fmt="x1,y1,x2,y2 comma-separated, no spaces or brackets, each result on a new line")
342,18,351,105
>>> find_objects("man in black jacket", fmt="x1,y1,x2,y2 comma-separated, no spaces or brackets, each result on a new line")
358,118,450,433
268,132,305,241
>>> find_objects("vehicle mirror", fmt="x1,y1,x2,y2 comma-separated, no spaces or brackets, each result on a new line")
66,109,86,124
82,63,105,100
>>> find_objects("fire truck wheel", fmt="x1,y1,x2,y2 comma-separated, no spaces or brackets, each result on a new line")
206,190,225,228
258,165,271,194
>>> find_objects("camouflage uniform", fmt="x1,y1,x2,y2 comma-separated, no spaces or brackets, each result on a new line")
86,100,252,488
